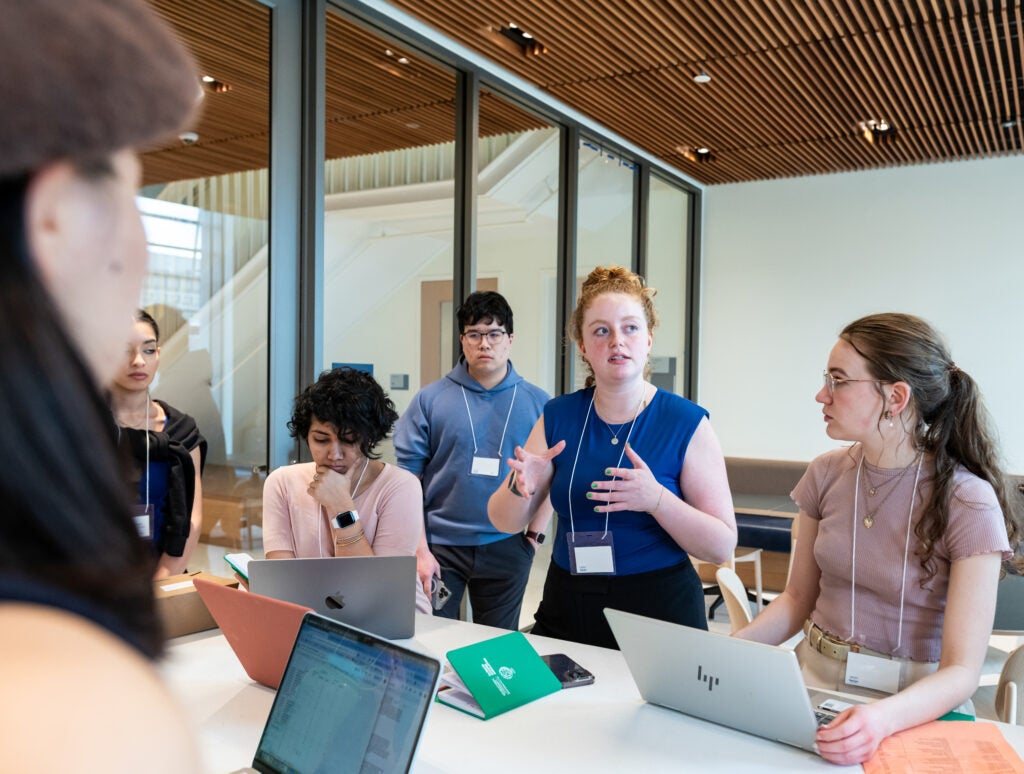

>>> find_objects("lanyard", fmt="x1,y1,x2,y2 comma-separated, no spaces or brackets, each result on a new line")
567,391,641,539
850,448,923,651
460,384,517,457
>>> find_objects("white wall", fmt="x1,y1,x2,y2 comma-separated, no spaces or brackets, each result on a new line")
700,155,1024,471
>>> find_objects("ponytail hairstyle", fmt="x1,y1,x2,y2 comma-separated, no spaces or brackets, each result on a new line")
840,313,1023,583
568,265,658,388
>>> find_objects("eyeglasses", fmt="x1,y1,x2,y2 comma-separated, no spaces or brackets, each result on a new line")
822,370,890,395
462,329,507,345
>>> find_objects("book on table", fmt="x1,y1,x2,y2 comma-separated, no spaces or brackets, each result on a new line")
436,631,561,719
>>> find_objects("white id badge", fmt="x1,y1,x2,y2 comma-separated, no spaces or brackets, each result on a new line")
567,531,616,575
844,651,900,694
470,456,501,477
132,503,154,539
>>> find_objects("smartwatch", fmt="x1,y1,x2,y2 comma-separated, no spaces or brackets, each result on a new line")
334,510,360,529
525,530,545,544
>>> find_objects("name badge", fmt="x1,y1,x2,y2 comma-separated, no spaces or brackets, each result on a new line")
567,531,616,575
845,651,901,694
132,503,154,539
470,456,501,477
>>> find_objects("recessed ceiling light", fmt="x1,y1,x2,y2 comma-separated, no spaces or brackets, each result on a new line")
406,122,420,129
1001,119,1017,129
397,56,410,65
859,119,897,144
693,71,711,84
201,75,216,83
385,49,394,56
675,145,714,162
493,23,545,56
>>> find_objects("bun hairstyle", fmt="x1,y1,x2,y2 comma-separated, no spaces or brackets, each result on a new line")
0,0,200,177
568,265,658,388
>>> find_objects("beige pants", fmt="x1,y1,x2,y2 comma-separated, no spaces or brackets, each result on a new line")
796,638,974,714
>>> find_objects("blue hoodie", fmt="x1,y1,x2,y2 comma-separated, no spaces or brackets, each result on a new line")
394,359,549,545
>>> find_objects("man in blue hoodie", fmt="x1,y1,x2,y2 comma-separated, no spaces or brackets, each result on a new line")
395,291,551,629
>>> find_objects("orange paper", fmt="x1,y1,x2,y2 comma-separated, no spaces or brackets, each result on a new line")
863,721,1024,774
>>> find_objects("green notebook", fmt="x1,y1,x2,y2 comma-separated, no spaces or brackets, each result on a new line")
436,631,561,719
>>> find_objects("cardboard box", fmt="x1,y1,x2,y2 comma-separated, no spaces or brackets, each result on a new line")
154,571,238,639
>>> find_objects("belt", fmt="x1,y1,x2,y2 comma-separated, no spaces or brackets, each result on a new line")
803,620,891,662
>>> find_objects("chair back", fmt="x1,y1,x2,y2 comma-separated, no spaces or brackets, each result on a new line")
715,566,754,633
996,644,1024,725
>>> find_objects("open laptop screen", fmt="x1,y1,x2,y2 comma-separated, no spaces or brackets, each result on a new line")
252,613,440,774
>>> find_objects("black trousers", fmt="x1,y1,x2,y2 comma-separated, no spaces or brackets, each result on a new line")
430,534,536,630
530,559,708,649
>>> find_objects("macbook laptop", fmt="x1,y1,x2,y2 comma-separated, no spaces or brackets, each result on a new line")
604,608,863,753
194,577,311,689
239,612,442,774
248,556,417,639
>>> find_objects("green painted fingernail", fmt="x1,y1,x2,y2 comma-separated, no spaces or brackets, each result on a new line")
586,492,593,499
605,468,612,475
591,482,598,489
593,506,600,512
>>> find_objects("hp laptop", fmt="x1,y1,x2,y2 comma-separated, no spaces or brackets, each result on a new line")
604,608,863,753
194,577,311,689
239,612,442,774
248,556,416,639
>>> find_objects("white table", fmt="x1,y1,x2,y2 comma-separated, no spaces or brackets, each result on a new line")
163,615,1024,773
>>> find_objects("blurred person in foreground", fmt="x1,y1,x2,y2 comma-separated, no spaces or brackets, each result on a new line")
0,1,202,769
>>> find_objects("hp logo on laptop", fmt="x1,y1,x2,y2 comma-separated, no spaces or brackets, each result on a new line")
696,665,719,692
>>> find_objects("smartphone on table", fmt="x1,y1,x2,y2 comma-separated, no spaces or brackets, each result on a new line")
540,653,595,688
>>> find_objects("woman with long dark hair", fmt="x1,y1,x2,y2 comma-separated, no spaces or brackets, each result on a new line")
110,308,208,577
0,1,201,768
736,313,1022,765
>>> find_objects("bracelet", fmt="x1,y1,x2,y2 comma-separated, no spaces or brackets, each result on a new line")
651,486,665,515
334,529,365,548
508,471,527,498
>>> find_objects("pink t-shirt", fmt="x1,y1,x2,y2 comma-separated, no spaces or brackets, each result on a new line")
794,445,1010,661
262,462,431,613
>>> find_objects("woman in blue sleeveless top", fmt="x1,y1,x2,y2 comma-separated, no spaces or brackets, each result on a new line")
489,265,737,647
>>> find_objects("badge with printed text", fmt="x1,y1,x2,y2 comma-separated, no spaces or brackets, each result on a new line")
132,503,154,539
567,531,616,575
470,456,501,477
845,651,900,694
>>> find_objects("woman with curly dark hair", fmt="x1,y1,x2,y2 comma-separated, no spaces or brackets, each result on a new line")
736,312,1021,765
262,367,430,612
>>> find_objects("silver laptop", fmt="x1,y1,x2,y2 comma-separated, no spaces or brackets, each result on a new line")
249,556,416,639
604,608,863,753
240,612,441,774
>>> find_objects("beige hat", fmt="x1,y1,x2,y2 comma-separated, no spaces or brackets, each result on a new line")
0,0,201,177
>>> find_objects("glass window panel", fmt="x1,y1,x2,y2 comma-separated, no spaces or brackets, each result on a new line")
322,11,457,462
142,0,270,564
645,176,692,396
572,138,638,389
477,90,559,398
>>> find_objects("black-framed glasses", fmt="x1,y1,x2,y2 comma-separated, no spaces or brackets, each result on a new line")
462,329,507,345
822,370,890,396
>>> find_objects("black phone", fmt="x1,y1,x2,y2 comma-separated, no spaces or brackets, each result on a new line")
540,653,595,688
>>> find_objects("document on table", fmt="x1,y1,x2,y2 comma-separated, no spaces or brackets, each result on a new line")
863,720,1024,773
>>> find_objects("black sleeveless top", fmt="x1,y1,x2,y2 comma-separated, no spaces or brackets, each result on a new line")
0,575,148,656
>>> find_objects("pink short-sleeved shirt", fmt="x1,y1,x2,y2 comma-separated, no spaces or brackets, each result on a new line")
794,445,1010,661
262,462,430,613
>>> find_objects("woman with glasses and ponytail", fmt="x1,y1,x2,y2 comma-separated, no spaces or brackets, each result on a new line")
735,313,1022,765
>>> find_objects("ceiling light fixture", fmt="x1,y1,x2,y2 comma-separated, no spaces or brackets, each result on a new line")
491,23,546,56
693,71,712,84
1001,119,1017,129
675,144,714,163
201,75,216,83
859,119,897,144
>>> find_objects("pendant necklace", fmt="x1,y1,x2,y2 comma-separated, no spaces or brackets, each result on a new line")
598,384,646,445
861,454,919,528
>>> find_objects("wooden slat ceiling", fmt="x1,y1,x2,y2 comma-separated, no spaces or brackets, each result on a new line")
143,0,1024,187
